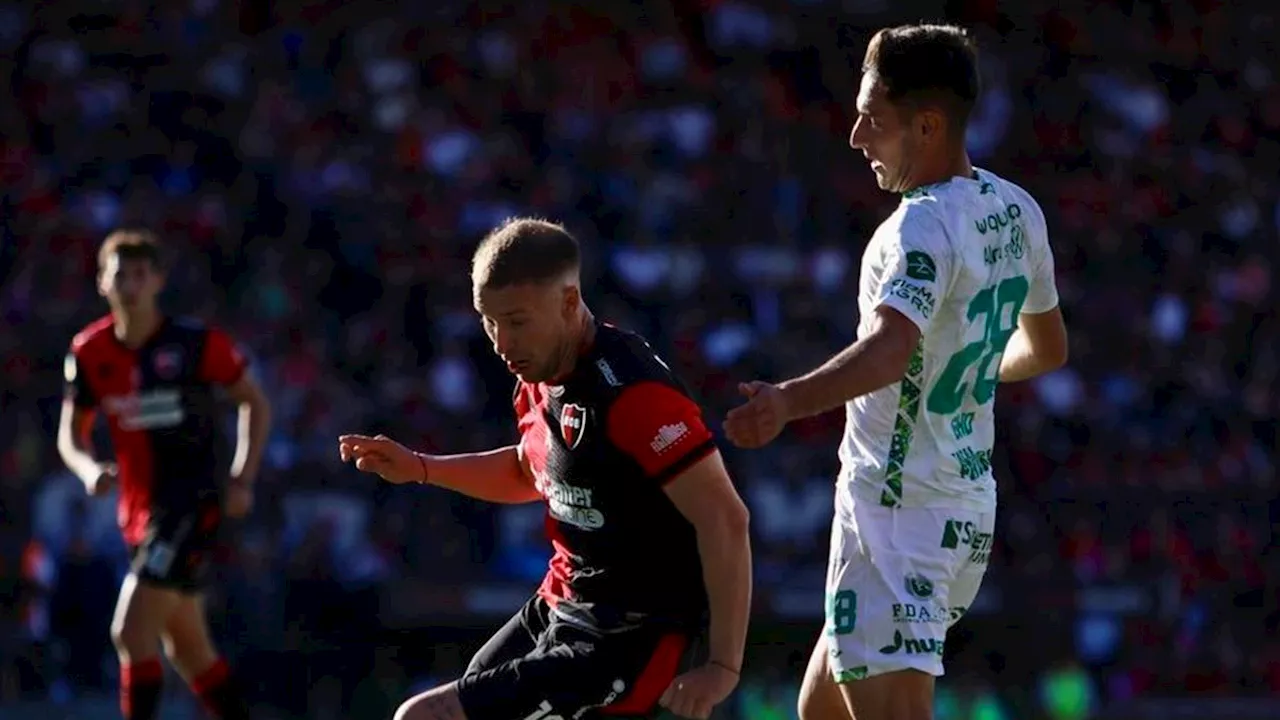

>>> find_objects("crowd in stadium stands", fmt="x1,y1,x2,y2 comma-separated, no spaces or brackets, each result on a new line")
0,1,1277,718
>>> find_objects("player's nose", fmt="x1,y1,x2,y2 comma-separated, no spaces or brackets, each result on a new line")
495,337,518,359
848,122,868,152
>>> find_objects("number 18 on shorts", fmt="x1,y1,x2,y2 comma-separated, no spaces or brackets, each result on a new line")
823,504,995,683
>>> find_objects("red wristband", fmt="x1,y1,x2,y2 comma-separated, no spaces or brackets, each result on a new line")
416,452,430,484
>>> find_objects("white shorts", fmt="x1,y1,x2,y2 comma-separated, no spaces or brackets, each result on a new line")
823,502,994,682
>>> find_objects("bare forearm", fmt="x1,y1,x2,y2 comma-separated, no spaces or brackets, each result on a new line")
230,399,271,482
696,512,752,671
999,329,1061,382
420,446,541,504
778,335,911,421
58,438,100,484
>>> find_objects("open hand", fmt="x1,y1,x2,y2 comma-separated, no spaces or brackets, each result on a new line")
722,381,789,449
338,434,424,484
659,662,739,719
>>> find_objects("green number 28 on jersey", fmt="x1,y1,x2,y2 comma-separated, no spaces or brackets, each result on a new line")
926,275,1029,415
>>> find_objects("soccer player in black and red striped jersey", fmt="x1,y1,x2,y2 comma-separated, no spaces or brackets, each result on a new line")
57,230,271,720
340,218,753,720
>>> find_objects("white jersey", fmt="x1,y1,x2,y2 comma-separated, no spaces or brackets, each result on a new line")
837,168,1059,514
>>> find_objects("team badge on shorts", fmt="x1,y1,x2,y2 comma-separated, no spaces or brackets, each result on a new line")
560,403,586,449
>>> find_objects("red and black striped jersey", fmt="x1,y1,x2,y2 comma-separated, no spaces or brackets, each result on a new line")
515,323,717,628
64,315,247,544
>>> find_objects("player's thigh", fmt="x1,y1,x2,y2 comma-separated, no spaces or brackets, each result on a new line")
457,618,687,720
111,573,183,651
798,635,851,720
838,669,935,720
823,505,985,684
161,594,219,678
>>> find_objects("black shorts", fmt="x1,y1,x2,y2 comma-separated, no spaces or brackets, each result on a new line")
456,596,695,719
128,499,222,593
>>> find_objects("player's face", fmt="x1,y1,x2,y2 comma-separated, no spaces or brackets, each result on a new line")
849,73,919,193
99,254,164,314
475,281,579,383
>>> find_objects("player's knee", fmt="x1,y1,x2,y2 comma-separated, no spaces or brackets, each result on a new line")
110,615,153,657
161,633,218,678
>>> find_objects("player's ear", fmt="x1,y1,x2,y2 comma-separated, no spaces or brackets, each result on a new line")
917,109,945,145
560,283,581,319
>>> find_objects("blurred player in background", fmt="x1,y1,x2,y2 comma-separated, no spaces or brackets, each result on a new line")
724,25,1069,720
57,230,272,720
341,218,752,720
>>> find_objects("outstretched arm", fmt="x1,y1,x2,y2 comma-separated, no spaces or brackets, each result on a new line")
776,305,920,420
420,444,542,504
339,434,541,504
726,206,950,449
723,306,920,449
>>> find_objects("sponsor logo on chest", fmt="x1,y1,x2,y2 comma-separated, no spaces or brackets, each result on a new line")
534,469,606,531
102,389,185,431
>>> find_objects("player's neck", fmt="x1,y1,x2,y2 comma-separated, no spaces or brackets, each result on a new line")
548,311,596,385
112,309,164,349
905,148,974,191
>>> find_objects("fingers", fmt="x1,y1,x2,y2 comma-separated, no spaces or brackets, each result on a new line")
659,682,675,710
659,678,712,720
338,434,380,444
723,401,774,449
738,381,765,398
659,678,689,718
339,434,391,463
354,454,389,474
722,416,755,449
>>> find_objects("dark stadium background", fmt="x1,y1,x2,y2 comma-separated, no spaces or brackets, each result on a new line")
1,1,1277,718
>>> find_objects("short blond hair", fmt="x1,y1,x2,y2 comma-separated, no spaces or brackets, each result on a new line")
471,217,580,290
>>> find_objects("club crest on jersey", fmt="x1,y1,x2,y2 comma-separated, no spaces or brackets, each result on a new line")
153,346,184,380
560,403,586,449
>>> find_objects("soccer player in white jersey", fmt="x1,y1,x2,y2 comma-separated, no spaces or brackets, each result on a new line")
723,23,1069,720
